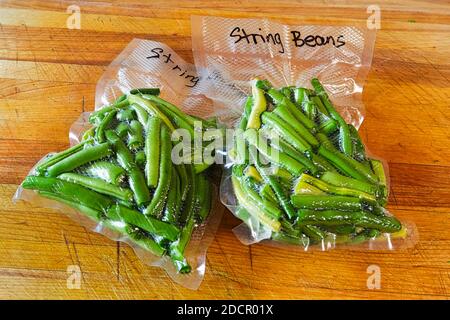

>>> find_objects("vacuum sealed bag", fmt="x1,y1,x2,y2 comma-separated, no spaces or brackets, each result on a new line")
14,39,223,289
192,16,416,250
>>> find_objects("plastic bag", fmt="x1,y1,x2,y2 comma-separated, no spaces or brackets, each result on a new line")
13,39,224,289
191,16,416,250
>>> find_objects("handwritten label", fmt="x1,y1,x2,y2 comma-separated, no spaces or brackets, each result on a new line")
229,27,345,54
146,47,200,88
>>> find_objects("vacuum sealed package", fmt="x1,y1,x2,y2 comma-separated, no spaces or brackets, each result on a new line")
13,39,224,289
192,16,416,250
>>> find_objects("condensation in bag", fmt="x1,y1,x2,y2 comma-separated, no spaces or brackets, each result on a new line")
191,16,416,250
14,39,224,290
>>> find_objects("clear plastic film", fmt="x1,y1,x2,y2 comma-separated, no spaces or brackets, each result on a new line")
191,16,417,250
14,39,224,290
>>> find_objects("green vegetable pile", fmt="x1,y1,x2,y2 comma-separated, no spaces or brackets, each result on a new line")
230,78,404,245
21,88,216,273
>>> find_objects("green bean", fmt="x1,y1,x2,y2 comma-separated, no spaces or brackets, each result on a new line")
115,98,130,109
310,95,329,115
298,209,402,233
36,141,88,175
309,153,337,173
38,191,101,221
106,204,179,241
316,132,338,151
271,166,294,182
141,94,199,127
130,103,149,127
311,78,352,156
261,112,311,153
81,127,95,142
320,171,378,196
164,167,180,224
115,94,127,104
89,97,129,125
178,165,196,225
294,180,325,195
280,87,294,100
294,173,376,203
319,118,338,135
251,149,297,220
143,96,196,137
115,122,129,138
260,183,277,203
254,79,272,91
161,106,195,136
293,87,307,106
89,106,115,126
242,176,282,219
58,173,133,202
128,95,175,131
263,129,319,175
302,225,327,242
190,114,217,128
370,159,389,205
144,124,172,217
135,150,146,167
95,109,118,143
370,159,387,186
116,108,135,121
169,168,199,273
244,165,263,182
266,88,316,130
105,131,131,165
144,117,161,188
46,143,112,177
130,88,160,95
244,129,306,176
21,87,220,273
169,224,193,273
318,145,378,183
120,224,165,256
303,101,317,120
84,161,125,185
175,163,190,202
325,225,356,235
246,79,267,129
291,194,363,211
106,130,150,205
271,232,307,245
127,120,144,150
348,124,366,161
231,175,281,232
234,97,253,164
231,79,402,245
22,176,113,214
196,174,212,222
193,162,211,174
272,104,319,147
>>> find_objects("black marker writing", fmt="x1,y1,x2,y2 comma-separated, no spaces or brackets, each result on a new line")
146,47,200,88
230,27,285,54
291,31,345,48
228,26,347,53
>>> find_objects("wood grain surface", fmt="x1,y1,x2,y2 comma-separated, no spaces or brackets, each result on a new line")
0,0,449,300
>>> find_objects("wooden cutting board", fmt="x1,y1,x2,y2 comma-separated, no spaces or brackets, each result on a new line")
0,0,449,299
